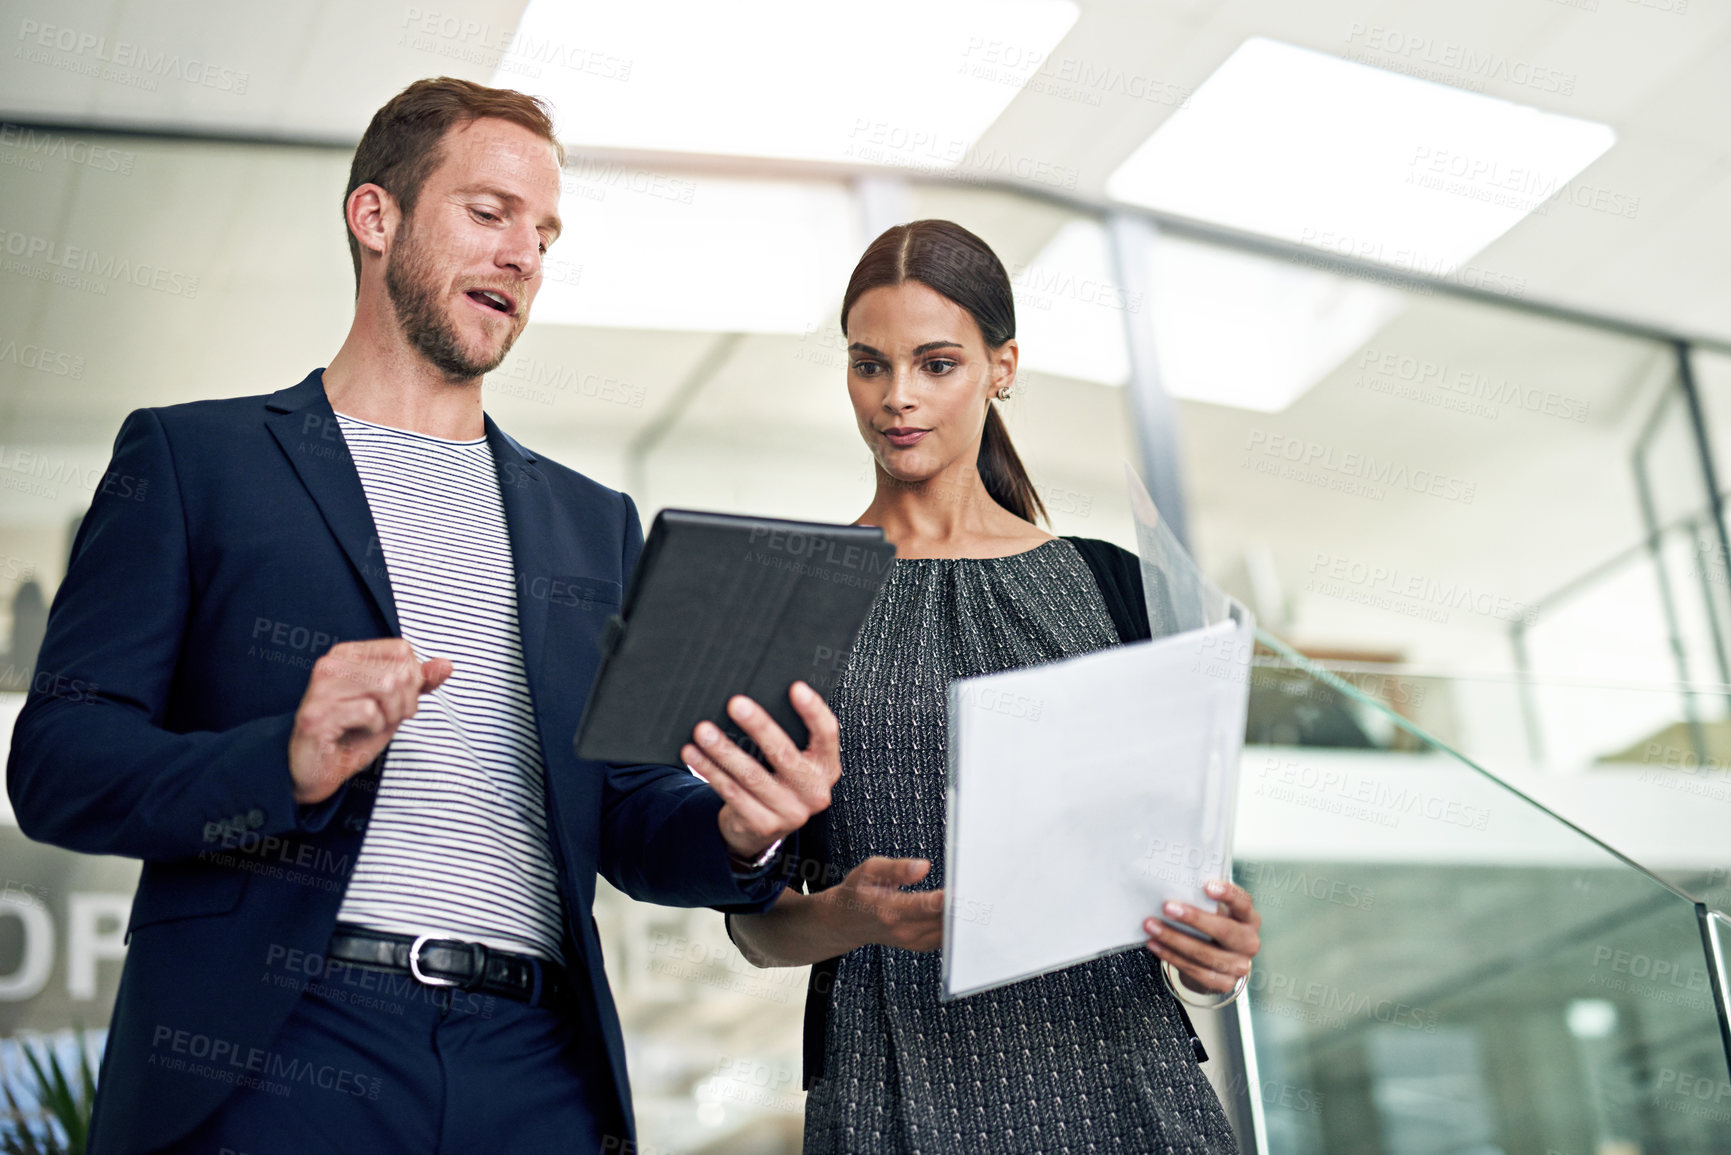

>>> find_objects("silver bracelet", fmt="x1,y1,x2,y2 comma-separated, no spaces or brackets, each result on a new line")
1160,958,1248,1009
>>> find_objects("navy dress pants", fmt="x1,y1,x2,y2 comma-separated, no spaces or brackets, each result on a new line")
159,969,619,1154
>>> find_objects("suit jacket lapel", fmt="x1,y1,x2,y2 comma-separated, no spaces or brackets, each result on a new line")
487,415,552,689
263,372,557,733
263,370,400,637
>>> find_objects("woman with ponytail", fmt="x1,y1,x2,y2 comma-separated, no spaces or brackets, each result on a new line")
714,221,1258,1153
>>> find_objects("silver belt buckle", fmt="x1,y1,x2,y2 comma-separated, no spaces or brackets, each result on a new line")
408,934,462,988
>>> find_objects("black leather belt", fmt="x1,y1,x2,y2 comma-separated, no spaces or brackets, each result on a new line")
327,925,572,1012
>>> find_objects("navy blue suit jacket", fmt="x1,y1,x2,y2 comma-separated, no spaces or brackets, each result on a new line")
6,369,780,1153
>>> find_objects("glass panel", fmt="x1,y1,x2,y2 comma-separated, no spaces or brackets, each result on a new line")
1238,636,1731,1154
1238,501,1731,784
1690,348,1731,502
1169,254,1701,770
1242,651,1731,911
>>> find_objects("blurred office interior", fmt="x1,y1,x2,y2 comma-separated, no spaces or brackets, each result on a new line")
2,1,1731,1151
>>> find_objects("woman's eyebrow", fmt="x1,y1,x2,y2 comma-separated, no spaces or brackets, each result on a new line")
846,341,963,356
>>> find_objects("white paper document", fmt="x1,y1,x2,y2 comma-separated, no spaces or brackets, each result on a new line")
942,468,1252,1000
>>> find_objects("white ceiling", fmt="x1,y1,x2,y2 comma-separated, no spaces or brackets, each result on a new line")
2,0,1728,678
4,0,1728,336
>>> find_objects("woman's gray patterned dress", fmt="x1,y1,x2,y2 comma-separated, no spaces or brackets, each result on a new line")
802,538,1239,1155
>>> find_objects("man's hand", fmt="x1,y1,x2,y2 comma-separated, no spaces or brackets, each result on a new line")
680,681,840,863
820,856,943,953
288,639,453,805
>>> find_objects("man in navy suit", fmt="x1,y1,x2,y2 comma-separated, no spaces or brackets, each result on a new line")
6,77,838,1154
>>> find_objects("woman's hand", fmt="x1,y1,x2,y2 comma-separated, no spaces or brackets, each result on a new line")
819,856,945,953
725,855,942,968
681,681,841,863
1143,880,1261,994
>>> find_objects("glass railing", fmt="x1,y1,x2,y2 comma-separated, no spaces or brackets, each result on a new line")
1233,632,1731,1154
1243,652,1731,906
1244,649,1731,773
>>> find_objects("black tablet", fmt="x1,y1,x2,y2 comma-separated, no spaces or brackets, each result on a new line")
573,509,896,766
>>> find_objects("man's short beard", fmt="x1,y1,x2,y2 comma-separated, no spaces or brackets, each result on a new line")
384,220,518,381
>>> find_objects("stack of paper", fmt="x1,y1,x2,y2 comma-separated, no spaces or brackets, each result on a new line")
942,469,1253,1000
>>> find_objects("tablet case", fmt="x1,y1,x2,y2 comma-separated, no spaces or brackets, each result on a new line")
573,509,896,766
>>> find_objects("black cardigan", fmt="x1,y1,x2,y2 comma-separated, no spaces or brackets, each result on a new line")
736,536,1209,1088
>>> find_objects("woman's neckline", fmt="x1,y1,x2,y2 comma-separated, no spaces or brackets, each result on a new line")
890,537,1068,564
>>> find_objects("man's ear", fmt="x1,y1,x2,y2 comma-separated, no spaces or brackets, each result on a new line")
346,183,398,264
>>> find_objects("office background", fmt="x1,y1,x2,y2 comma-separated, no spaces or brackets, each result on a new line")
2,1,1731,1151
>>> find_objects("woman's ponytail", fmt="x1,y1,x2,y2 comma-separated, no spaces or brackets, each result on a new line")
978,404,1045,524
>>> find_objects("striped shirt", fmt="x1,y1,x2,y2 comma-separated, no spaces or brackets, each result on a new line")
331,412,565,961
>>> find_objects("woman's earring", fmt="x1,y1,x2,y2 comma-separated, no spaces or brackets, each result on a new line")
997,386,1014,401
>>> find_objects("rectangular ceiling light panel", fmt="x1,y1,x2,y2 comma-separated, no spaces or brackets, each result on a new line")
1107,37,1615,276
499,0,1079,166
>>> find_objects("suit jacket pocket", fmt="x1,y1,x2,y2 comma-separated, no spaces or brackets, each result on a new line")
533,574,622,616
125,858,249,941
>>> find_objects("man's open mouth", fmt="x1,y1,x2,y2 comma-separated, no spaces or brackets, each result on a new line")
466,289,514,314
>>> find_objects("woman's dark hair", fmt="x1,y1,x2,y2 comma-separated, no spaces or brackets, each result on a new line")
839,220,1046,525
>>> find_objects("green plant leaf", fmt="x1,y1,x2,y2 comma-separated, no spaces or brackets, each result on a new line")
1,1069,51,1155
4,1031,97,1155
66,1027,93,1155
